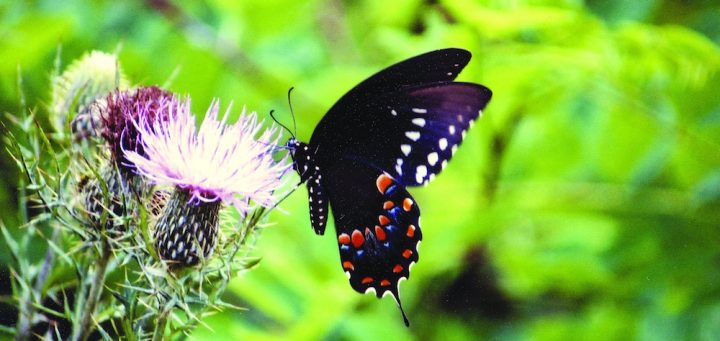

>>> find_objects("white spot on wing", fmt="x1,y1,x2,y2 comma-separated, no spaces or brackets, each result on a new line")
427,152,438,166
412,108,427,114
439,138,448,150
391,109,398,116
449,125,456,135
412,118,425,127
401,144,411,156
416,165,427,183
405,131,420,141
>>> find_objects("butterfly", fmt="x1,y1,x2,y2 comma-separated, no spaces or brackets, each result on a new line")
286,48,492,326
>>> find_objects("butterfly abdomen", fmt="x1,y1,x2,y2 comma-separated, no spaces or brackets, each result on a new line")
289,138,330,235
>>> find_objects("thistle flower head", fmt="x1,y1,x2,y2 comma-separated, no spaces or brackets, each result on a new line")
102,86,175,170
123,97,289,214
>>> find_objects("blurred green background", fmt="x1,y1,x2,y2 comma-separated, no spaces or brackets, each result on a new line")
2,0,720,340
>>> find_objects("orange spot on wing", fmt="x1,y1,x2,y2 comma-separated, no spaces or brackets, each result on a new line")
380,279,391,286
374,226,386,241
351,230,364,248
393,264,403,273
338,233,350,245
406,224,416,238
402,198,414,212
343,261,354,270
378,215,390,226
402,249,413,259
376,173,394,194
361,277,374,284
383,201,394,210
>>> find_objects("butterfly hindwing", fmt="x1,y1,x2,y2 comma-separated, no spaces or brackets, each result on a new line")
323,157,421,325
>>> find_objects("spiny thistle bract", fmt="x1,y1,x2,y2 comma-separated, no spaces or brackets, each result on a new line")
78,163,128,230
154,189,221,265
50,50,129,141
124,98,289,266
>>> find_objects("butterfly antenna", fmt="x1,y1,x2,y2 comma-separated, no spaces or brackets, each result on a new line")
270,109,295,139
287,87,298,136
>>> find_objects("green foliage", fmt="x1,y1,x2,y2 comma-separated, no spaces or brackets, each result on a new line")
1,0,719,340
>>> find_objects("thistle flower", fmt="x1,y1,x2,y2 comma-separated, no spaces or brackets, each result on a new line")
124,98,288,265
50,51,129,141
79,87,175,229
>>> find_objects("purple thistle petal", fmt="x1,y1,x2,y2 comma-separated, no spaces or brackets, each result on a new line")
123,97,290,215
101,86,175,171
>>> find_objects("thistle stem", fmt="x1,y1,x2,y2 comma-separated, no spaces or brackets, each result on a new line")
72,238,111,341
15,227,62,340
152,305,171,341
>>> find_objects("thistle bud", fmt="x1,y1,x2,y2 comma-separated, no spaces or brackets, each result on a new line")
50,51,128,141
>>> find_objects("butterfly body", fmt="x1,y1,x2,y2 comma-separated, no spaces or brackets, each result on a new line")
288,48,492,326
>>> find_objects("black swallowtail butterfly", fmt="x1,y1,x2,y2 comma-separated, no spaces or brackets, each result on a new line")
287,48,492,326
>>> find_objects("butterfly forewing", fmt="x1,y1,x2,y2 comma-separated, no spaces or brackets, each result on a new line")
309,49,473,151
309,59,491,189
345,48,471,96
389,82,492,185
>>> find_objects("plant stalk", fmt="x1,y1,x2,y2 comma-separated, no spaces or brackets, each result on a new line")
152,305,170,341
72,238,111,341
14,227,62,340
